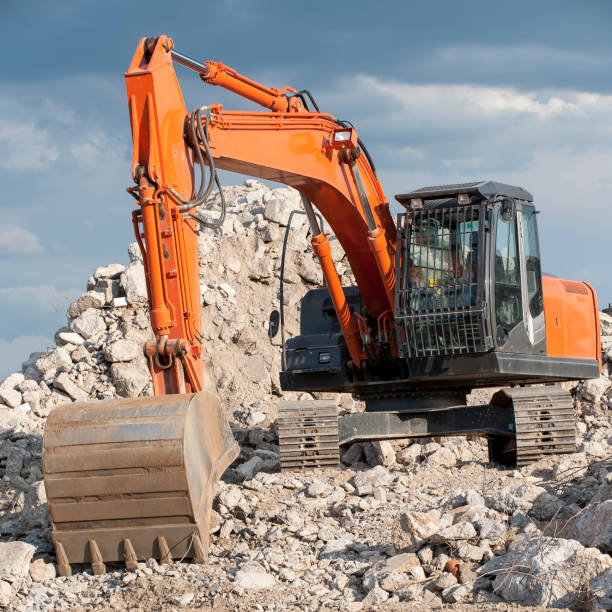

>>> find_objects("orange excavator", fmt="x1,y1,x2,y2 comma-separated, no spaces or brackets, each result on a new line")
42,36,601,575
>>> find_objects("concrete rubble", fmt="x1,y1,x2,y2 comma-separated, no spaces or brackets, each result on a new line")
0,180,610,610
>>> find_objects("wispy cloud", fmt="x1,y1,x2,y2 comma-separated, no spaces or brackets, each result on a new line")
0,225,44,255
357,75,612,120
0,284,80,313
0,121,60,171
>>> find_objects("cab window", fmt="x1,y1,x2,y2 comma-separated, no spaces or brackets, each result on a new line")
495,208,522,335
522,207,544,317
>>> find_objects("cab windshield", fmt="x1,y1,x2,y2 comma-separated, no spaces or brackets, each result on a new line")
408,207,480,312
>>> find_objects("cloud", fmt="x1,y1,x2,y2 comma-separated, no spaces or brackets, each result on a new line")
0,121,60,171
0,225,44,255
0,284,81,342
356,75,612,121
0,335,52,380
0,284,81,314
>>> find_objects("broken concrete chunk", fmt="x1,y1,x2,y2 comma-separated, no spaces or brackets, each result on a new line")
67,291,106,319
393,511,441,553
120,261,148,305
54,372,88,401
110,362,150,398
0,372,25,390
234,563,275,589
70,308,106,340
29,559,56,583
103,339,140,363
0,388,22,408
0,542,35,583
94,263,125,280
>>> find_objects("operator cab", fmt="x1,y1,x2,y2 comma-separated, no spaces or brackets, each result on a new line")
394,181,545,359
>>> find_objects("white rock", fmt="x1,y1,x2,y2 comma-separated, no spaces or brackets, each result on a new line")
36,347,72,377
218,283,236,298
103,339,140,363
112,296,128,307
110,362,149,398
363,553,420,592
246,411,266,426
394,511,441,553
17,379,39,393
0,373,24,390
0,388,22,408
67,291,106,318
442,583,470,603
580,375,611,404
94,263,125,280
352,465,393,495
362,584,389,605
56,331,85,346
29,559,56,583
0,581,12,607
121,261,148,305
307,480,330,497
234,563,275,589
486,483,546,514
427,446,457,467
70,308,106,340
563,500,612,553
0,542,35,583
263,199,292,226
396,444,422,465
480,534,612,608
0,405,26,430
54,372,88,401
365,440,396,467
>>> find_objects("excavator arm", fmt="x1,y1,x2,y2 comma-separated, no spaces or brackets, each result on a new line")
126,35,397,394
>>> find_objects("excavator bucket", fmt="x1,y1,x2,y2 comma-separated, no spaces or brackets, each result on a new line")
42,391,239,576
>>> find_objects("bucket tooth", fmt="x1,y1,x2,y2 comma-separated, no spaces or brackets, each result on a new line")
192,533,206,564
156,536,173,565
88,539,106,575
55,541,71,577
43,391,239,572
122,538,138,571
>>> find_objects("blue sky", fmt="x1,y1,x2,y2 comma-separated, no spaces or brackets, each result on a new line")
1,0,612,377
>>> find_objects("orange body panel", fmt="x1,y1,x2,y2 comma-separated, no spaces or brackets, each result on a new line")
543,275,601,368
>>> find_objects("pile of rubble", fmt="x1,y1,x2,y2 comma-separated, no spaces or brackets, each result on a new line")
0,180,611,610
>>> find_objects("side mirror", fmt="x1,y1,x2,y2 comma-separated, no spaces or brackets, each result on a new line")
268,309,280,340
501,197,515,222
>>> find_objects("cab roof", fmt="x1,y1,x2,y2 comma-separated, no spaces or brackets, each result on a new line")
395,181,533,209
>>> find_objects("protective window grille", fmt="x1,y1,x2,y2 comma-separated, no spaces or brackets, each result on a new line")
395,204,489,358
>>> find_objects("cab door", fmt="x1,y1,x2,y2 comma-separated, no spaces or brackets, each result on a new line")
517,205,546,348
492,201,546,354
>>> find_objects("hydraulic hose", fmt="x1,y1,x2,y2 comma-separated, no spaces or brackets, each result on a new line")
167,106,226,230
